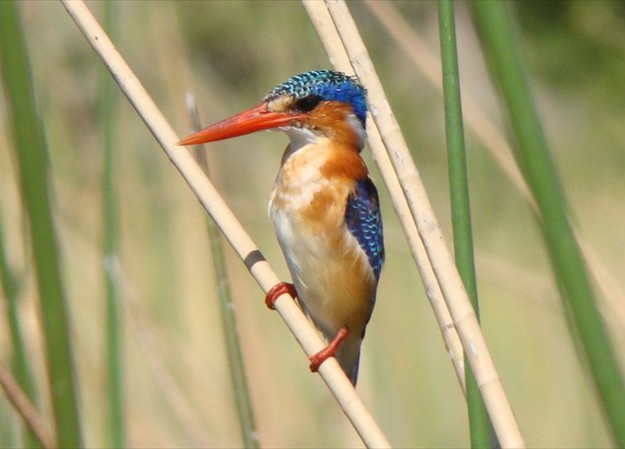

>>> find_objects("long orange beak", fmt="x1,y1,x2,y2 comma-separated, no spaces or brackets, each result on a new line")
178,103,303,146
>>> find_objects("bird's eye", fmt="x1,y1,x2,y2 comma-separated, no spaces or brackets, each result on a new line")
294,95,322,112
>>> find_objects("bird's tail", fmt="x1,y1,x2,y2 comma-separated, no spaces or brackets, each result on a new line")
335,337,362,386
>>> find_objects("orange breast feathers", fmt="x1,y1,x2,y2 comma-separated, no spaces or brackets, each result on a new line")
270,139,369,230
269,141,376,341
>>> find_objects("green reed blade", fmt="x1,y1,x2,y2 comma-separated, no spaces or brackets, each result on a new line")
438,2,494,447
473,2,625,446
0,2,83,447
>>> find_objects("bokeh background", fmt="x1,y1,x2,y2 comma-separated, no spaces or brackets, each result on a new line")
1,1,625,447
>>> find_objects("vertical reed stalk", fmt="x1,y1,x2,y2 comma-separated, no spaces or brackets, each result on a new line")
473,3,625,446
438,2,491,446
0,1,83,447
187,96,260,449
100,1,124,447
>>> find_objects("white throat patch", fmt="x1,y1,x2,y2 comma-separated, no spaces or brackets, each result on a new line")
279,126,322,162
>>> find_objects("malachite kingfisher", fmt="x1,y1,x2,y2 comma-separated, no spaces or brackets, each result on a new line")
179,70,384,385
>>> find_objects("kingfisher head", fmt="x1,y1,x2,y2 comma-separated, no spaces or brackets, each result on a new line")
179,70,368,150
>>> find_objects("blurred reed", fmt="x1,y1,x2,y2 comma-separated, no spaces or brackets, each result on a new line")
0,1,83,446
473,3,625,446
186,94,259,449
100,1,125,447
0,365,53,449
0,210,42,449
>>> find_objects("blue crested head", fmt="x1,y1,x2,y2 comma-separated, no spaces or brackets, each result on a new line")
264,70,368,127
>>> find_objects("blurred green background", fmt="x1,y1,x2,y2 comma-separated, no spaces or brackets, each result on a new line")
1,1,624,447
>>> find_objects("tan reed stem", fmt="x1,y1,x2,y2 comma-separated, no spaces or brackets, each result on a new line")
302,0,466,394
322,0,525,446
0,364,56,449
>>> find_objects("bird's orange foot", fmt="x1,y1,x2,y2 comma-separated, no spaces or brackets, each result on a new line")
309,327,350,373
265,282,297,310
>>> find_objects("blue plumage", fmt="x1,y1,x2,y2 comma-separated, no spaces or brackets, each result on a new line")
265,70,368,127
345,178,384,280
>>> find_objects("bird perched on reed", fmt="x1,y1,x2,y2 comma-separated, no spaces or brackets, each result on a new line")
179,70,384,385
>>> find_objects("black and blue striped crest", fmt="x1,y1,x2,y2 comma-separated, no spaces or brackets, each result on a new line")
265,70,368,127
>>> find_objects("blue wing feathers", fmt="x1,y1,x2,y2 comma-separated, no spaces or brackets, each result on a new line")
345,178,384,279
